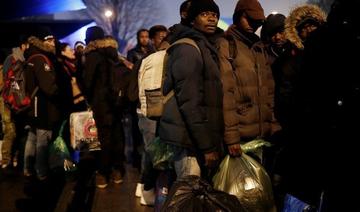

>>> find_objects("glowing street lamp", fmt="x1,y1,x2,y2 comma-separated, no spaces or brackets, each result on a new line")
104,9,113,18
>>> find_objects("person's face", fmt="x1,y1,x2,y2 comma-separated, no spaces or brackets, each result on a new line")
152,31,167,50
180,2,191,21
236,14,263,34
299,23,318,40
138,31,150,47
192,11,219,34
62,45,75,60
20,43,29,52
44,38,55,47
271,31,286,48
75,45,84,53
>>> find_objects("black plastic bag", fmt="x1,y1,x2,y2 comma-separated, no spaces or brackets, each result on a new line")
161,175,245,212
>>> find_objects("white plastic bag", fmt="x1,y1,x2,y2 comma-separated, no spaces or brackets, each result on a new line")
70,110,100,151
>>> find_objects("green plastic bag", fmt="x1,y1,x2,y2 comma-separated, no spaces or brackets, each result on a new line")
49,121,73,170
213,154,276,212
147,137,182,170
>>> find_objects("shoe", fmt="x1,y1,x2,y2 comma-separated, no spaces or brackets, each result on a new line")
111,170,123,184
135,183,144,197
140,188,155,206
96,173,108,189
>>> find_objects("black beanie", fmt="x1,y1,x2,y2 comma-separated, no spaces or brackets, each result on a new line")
85,26,105,44
261,14,286,41
187,0,220,22
33,26,55,41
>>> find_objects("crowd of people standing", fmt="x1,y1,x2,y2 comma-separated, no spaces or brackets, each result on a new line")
0,0,358,211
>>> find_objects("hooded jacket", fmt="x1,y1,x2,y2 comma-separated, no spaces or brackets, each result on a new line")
217,25,280,145
159,24,224,154
272,5,326,129
25,36,60,130
284,4,326,50
83,37,119,126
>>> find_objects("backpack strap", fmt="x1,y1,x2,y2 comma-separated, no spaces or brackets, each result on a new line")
170,38,201,54
162,38,201,105
226,35,237,70
226,35,245,100
27,54,53,67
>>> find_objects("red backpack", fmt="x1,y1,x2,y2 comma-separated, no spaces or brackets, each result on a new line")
2,54,51,114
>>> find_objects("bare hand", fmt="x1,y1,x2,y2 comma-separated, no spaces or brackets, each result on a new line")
228,143,242,157
204,151,219,168
64,159,75,171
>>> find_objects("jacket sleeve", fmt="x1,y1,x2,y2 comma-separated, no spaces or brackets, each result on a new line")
217,38,241,145
82,52,99,97
126,49,135,64
169,44,214,153
33,57,58,97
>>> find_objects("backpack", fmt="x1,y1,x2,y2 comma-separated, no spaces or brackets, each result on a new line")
138,38,200,119
107,57,130,108
1,54,51,114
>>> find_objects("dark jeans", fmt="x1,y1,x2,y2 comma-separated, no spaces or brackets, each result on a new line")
96,120,125,178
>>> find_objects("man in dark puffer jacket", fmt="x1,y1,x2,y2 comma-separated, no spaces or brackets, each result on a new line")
159,0,224,179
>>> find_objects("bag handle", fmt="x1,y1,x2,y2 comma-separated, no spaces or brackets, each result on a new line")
58,120,67,137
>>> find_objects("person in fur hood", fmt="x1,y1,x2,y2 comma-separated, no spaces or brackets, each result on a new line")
82,26,125,189
272,4,326,130
269,4,327,209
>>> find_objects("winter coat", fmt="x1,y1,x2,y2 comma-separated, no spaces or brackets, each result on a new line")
82,37,119,127
270,3,359,206
158,24,224,154
290,2,360,208
217,25,280,145
25,36,61,130
127,44,155,65
273,5,326,130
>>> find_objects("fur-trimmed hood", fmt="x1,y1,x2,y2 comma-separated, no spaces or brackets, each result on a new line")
27,36,55,54
285,4,326,49
84,38,118,54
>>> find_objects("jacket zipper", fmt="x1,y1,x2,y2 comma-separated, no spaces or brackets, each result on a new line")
255,61,263,137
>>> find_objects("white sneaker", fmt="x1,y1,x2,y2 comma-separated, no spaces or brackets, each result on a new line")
135,183,144,198
140,188,155,206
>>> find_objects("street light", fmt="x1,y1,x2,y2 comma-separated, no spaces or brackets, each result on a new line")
104,9,113,18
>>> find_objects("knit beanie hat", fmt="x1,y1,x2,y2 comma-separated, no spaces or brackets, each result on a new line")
233,0,265,23
74,41,86,49
261,13,286,41
187,0,220,22
33,26,55,41
85,26,105,44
